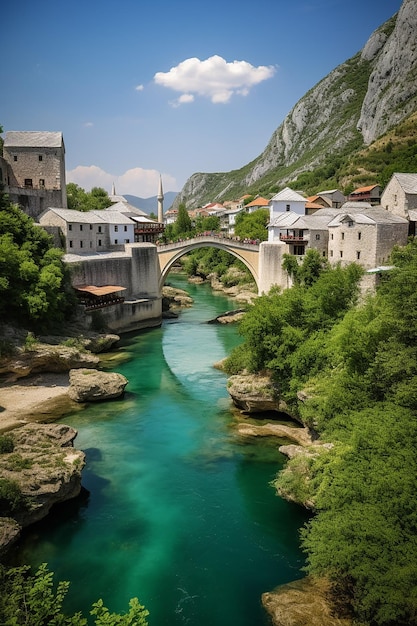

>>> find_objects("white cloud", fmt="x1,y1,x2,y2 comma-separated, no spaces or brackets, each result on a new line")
135,84,144,91
66,165,177,198
154,55,276,105
83,122,94,127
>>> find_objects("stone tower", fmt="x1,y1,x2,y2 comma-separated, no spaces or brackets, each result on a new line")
157,174,164,223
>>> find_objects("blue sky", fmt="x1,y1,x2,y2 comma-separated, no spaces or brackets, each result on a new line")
3,0,402,198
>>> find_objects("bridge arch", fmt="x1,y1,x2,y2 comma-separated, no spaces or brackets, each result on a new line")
157,236,260,292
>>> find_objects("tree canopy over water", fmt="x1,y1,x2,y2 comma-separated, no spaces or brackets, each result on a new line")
224,245,417,625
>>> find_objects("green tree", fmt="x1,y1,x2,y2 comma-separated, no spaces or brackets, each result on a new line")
0,203,75,329
0,563,149,625
195,215,220,233
66,184,111,212
234,209,269,241
175,202,192,237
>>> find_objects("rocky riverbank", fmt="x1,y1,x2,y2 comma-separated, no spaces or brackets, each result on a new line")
0,331,129,555
0,422,85,555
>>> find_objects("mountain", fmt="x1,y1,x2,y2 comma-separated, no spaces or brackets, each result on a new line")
124,191,178,214
173,0,417,209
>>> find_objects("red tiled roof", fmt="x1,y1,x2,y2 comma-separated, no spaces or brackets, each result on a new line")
351,184,379,194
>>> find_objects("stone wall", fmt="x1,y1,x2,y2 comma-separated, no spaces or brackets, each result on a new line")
65,243,162,333
258,241,290,294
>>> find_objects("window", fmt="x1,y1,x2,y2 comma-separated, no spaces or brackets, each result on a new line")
286,204,290,212
114,239,118,244
24,178,33,188
331,233,334,240
13,155,17,162
69,240,73,248
358,232,361,240
114,225,119,232
348,220,354,227
124,225,128,232
39,179,45,188
80,224,83,231
315,234,320,240
356,251,361,260
80,241,83,248
90,224,93,230
125,239,130,243
68,224,72,231
330,250,333,257
38,155,43,162
90,241,92,248
340,251,343,258
98,239,102,247
98,226,102,233
341,232,345,240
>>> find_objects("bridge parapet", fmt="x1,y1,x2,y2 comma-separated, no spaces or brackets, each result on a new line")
156,235,260,290
157,235,260,253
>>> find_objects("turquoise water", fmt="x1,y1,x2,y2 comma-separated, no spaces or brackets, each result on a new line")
14,275,308,625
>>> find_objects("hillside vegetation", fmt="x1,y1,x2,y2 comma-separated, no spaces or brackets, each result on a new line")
223,244,417,625
173,2,417,209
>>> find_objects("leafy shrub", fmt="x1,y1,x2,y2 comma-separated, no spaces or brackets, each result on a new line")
0,478,24,512
0,434,14,453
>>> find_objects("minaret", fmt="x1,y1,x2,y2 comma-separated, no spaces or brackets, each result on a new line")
111,182,116,196
157,174,164,223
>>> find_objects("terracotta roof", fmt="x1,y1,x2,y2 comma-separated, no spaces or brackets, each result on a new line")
351,184,379,194
246,197,269,207
74,285,126,296
305,201,323,209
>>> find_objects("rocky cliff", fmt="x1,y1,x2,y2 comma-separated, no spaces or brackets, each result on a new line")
174,0,417,209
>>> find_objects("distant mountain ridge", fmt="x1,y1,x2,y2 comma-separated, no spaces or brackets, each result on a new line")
124,192,178,214
173,0,417,209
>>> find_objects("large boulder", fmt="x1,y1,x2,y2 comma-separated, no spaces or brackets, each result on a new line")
262,577,353,626
0,423,85,533
227,373,287,413
68,368,128,402
0,344,99,381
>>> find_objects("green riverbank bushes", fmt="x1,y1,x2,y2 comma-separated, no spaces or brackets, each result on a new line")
0,563,149,625
223,244,417,625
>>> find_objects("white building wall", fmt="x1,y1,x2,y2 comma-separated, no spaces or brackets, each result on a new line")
109,223,135,245
270,199,305,220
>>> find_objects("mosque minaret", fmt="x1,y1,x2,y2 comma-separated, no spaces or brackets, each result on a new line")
157,174,164,223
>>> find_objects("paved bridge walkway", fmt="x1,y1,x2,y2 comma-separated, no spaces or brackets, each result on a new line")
157,236,260,289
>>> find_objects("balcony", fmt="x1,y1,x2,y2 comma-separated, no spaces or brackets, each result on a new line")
279,234,307,243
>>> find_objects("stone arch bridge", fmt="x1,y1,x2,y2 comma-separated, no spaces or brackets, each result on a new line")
157,236,263,290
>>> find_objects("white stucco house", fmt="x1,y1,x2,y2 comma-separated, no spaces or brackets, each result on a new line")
269,187,306,221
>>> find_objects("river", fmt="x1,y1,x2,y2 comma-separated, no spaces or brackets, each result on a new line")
14,274,309,625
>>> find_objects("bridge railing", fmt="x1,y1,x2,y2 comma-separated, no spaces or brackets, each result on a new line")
156,234,260,251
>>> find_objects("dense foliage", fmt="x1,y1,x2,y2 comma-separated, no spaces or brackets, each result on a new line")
224,244,417,624
0,563,149,625
66,184,112,212
234,209,269,241
0,196,75,330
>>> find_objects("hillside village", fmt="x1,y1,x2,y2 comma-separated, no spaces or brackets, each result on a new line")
1,130,416,277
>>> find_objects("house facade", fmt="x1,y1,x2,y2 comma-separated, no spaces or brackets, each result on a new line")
380,172,417,235
326,204,408,269
2,131,67,218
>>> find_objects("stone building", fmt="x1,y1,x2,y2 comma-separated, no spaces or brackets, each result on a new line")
1,131,67,218
380,172,417,235
327,204,408,269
